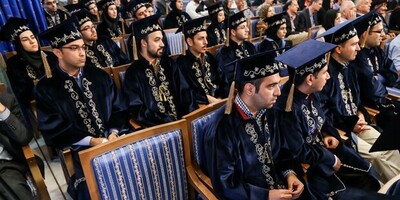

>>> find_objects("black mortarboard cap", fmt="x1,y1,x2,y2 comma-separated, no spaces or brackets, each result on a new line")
318,19,358,45
176,16,207,38
97,0,115,11
127,0,147,15
75,9,93,28
227,10,247,29
39,17,82,48
352,10,381,37
82,0,96,7
0,17,30,42
371,0,387,9
64,3,85,15
131,13,162,41
263,13,286,28
207,2,224,16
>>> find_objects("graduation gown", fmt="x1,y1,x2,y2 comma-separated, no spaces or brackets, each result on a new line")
175,50,227,105
35,65,126,199
6,51,57,115
163,10,191,29
275,85,380,199
122,54,198,127
203,99,303,200
257,38,292,53
43,9,69,29
206,22,226,47
352,47,398,109
216,40,256,83
86,35,130,68
96,20,127,38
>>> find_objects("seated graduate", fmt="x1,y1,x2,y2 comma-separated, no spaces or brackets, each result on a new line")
274,39,382,199
318,20,400,183
96,0,128,38
36,18,127,199
42,0,70,29
163,0,191,29
258,13,293,53
122,14,198,128
126,0,149,20
351,11,399,111
203,51,305,200
206,2,226,47
75,10,130,68
81,0,101,23
0,17,57,127
0,89,43,200
175,17,227,105
215,10,256,85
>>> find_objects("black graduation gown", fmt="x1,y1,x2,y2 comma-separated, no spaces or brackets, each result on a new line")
163,10,191,29
96,20,127,38
257,38,292,53
175,50,227,105
275,85,380,199
352,47,398,109
35,65,126,199
122,54,198,127
206,22,226,47
6,51,57,118
86,35,130,68
203,102,303,200
320,58,368,133
43,9,69,29
215,39,256,83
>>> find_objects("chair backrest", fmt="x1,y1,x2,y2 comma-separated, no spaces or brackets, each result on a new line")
112,36,128,55
79,120,189,200
102,66,113,77
248,17,260,39
111,63,130,90
308,25,322,39
164,28,185,56
206,44,224,56
5,51,17,59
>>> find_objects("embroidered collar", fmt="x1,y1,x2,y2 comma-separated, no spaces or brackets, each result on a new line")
234,94,266,120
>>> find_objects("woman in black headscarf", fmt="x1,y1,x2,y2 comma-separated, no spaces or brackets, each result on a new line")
258,13,292,53
163,0,191,29
206,2,226,47
316,9,341,37
0,17,57,126
96,0,129,38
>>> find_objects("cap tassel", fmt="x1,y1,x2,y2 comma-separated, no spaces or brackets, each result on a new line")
96,13,100,22
132,36,139,60
285,72,295,112
181,33,186,55
224,81,235,114
120,19,126,35
360,26,370,48
166,0,169,14
0,53,6,71
225,28,230,47
41,51,52,78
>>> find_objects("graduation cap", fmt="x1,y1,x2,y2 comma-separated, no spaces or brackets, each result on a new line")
127,0,147,16
64,3,85,15
207,2,224,16
0,17,31,42
263,13,286,28
75,9,93,28
81,0,96,7
97,0,115,11
224,10,247,47
371,0,387,9
352,10,381,47
370,112,400,152
317,19,358,45
224,50,280,114
130,13,162,60
275,39,336,111
39,17,82,49
176,16,207,55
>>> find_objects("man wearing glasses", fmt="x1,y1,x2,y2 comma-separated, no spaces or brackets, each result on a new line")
42,0,69,28
76,10,130,68
36,18,128,199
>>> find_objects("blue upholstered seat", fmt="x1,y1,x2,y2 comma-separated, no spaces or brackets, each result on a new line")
165,29,186,55
251,18,260,38
91,129,188,200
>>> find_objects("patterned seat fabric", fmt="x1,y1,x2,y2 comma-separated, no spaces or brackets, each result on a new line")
190,111,217,167
165,31,187,55
91,130,188,200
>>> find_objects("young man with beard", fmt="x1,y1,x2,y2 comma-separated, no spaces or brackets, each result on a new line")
175,17,227,105
203,51,305,200
275,39,383,199
319,20,400,184
215,10,256,85
122,14,198,127
42,0,70,28
37,19,127,199
76,10,130,68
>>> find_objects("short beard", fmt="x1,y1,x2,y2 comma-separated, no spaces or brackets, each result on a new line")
147,47,162,59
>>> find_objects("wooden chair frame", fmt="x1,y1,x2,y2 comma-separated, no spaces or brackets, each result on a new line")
79,120,217,200
110,63,130,90
111,36,128,55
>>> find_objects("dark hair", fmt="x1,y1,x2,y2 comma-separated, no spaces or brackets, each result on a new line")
237,78,264,95
310,0,321,5
322,9,339,30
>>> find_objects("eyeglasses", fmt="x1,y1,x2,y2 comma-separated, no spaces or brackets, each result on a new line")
370,29,384,34
60,45,88,52
80,25,97,32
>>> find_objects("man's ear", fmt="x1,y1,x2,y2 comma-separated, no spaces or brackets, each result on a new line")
140,38,147,49
244,82,255,95
334,45,342,54
231,28,237,37
53,48,62,59
306,74,314,86
187,37,194,47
